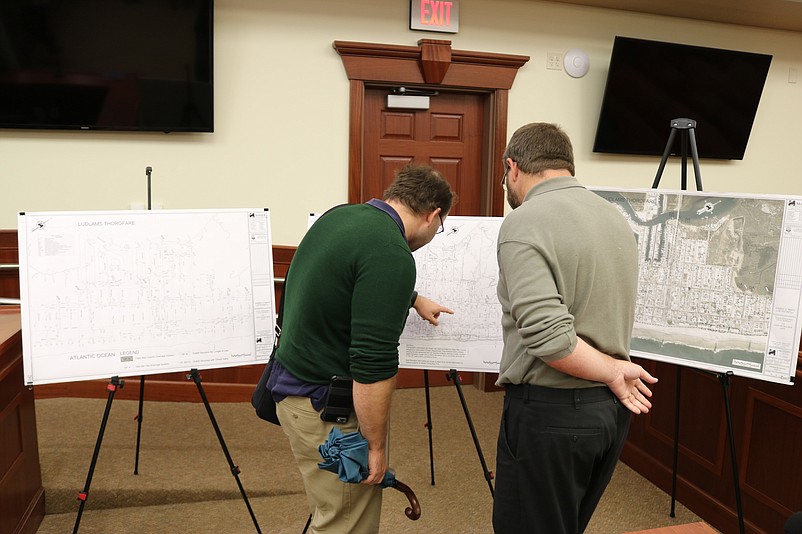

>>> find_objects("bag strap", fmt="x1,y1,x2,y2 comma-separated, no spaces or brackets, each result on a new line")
274,272,286,344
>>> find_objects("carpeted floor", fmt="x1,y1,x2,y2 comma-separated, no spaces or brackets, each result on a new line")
33,385,705,533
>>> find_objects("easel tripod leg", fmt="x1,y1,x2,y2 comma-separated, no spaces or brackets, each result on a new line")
446,369,494,498
423,369,435,485
73,376,123,534
688,128,703,191
187,369,262,533
652,119,704,192
719,372,745,534
652,128,677,189
134,375,145,475
670,366,682,518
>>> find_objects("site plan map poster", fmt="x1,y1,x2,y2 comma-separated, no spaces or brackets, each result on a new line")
399,216,504,372
18,208,276,385
593,188,802,384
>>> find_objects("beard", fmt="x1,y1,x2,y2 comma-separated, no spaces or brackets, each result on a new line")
506,188,522,210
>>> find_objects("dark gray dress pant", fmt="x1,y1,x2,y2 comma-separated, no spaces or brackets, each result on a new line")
493,384,631,534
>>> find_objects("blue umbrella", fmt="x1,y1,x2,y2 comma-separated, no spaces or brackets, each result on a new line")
318,427,421,520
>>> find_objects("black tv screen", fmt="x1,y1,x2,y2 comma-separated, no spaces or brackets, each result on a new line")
593,36,771,160
0,0,213,133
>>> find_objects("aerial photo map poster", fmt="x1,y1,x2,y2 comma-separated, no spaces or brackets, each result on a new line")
18,208,276,385
593,188,802,384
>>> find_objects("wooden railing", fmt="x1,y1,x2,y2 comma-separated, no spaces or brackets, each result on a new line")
0,231,19,304
0,307,45,534
0,264,19,305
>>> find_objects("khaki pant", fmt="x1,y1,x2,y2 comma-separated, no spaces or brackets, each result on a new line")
277,395,382,534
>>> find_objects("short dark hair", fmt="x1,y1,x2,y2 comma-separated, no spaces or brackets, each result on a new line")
383,164,455,215
503,122,575,176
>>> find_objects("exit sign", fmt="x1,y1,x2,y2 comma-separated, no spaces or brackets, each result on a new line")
410,0,459,34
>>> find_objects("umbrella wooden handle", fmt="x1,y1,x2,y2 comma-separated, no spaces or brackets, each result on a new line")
391,479,421,520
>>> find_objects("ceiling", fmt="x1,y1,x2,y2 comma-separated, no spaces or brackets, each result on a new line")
549,0,802,33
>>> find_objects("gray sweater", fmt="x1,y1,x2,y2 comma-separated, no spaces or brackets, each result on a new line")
495,176,639,389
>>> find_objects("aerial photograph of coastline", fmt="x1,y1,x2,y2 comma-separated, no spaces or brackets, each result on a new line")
594,188,792,380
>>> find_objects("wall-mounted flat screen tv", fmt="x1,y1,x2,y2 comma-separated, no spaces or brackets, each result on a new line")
593,36,772,160
0,0,213,133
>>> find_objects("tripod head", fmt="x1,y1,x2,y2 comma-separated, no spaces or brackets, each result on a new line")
652,118,703,191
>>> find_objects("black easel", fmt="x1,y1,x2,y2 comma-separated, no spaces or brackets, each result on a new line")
652,118,702,192
73,370,262,533
716,371,745,534
653,119,745,534
445,369,495,497
73,376,123,534
187,369,262,533
668,369,744,534
420,369,494,497
133,166,152,475
423,370,436,486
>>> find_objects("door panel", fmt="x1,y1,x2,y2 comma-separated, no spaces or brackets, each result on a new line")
363,88,484,217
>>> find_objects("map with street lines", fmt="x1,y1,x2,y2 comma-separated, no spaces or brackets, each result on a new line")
593,188,802,384
399,216,504,372
18,209,275,385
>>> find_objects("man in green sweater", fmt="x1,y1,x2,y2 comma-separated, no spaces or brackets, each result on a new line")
493,123,658,533
269,164,455,533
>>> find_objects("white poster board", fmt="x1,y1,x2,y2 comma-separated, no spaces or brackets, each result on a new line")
399,216,504,372
18,208,275,385
593,188,802,385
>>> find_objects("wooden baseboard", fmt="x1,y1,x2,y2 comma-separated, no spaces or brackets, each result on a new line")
34,377,255,403
16,487,44,534
33,370,466,403
625,521,717,533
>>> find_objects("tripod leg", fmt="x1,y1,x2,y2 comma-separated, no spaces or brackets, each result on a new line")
719,372,745,534
73,376,123,534
670,366,682,518
188,369,262,534
423,369,435,485
446,369,494,498
680,131,689,190
687,128,704,191
134,375,145,475
652,128,677,189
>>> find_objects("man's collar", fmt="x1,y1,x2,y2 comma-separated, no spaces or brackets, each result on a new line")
523,175,582,202
366,198,405,239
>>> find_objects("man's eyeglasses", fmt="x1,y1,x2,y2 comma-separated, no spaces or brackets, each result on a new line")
436,213,444,234
501,163,510,189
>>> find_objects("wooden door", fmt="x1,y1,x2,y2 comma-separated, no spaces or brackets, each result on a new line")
361,87,487,387
361,88,485,216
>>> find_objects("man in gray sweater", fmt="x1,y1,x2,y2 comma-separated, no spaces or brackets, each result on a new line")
493,122,658,534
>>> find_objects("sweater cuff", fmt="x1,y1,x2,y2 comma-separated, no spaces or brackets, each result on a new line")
410,291,418,308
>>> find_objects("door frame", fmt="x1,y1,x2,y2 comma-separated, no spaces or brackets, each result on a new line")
334,39,528,389
333,39,529,218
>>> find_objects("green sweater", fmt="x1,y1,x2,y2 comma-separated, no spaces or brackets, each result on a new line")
275,203,416,384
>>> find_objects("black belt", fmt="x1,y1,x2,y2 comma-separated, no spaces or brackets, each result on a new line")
504,383,615,405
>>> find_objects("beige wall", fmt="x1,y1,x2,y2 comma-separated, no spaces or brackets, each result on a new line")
2,0,801,245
